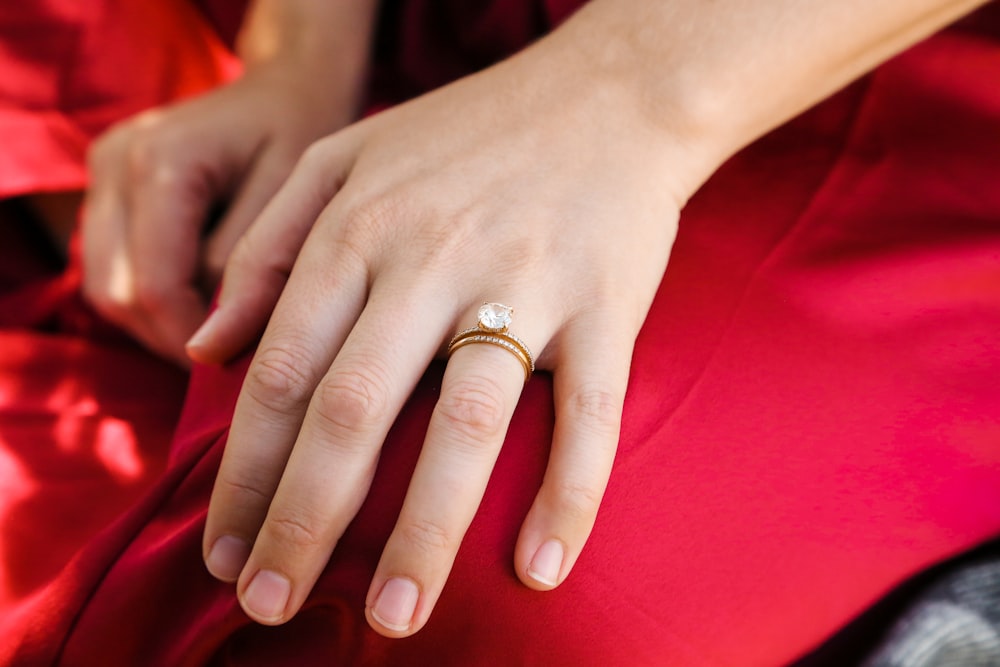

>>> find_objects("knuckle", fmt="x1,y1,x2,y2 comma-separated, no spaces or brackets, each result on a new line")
435,377,507,442
496,232,545,274
266,510,326,551
87,131,119,172
131,277,172,315
125,121,180,184
338,195,407,251
263,139,301,166
225,233,258,277
126,143,160,184
217,472,274,505
246,343,317,414
552,479,604,525
90,117,135,156
311,365,392,439
566,385,622,435
297,140,331,172
222,232,292,299
404,211,478,276
572,278,618,309
398,517,456,556
447,209,545,275
296,137,350,195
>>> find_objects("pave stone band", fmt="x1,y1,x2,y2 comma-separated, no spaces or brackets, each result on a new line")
447,303,535,382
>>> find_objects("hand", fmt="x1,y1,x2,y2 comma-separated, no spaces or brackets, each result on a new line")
81,57,360,365
192,33,695,637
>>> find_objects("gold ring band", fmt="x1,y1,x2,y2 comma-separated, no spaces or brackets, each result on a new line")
447,303,535,382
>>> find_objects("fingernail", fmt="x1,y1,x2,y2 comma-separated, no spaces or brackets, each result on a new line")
243,569,291,621
185,312,218,351
527,540,564,587
371,577,419,632
205,535,251,581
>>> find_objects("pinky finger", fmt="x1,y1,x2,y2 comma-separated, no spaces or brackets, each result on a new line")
514,313,635,590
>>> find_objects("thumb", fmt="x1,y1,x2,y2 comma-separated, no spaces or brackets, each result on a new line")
186,134,359,364
199,146,300,291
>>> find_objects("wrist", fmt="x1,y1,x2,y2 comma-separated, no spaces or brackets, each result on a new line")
547,0,990,207
236,0,377,67
235,0,378,117
523,9,728,208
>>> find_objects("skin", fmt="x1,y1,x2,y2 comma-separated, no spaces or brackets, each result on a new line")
88,0,990,639
81,0,378,366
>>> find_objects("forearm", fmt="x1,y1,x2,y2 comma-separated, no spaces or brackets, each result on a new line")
551,0,989,200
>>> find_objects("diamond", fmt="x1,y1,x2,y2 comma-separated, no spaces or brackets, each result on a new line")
478,302,513,332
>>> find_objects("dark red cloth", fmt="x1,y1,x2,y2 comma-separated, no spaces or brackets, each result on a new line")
2,2,1000,665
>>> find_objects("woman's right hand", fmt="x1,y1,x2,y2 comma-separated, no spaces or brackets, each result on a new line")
81,40,368,366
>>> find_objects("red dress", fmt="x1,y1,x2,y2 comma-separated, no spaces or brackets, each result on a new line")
2,2,1000,665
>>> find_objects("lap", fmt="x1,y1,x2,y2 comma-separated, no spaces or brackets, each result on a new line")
54,77,1000,666
6,13,1000,666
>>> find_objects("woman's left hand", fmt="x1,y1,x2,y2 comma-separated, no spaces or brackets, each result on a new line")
190,20,700,637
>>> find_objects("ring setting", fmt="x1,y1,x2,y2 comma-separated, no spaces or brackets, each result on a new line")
448,303,534,381
476,302,514,333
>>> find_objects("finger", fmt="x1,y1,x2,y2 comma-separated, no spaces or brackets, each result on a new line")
514,311,634,591
186,135,359,365
231,278,448,625
82,129,131,314
365,303,547,637
82,128,178,358
199,146,299,289
201,210,371,584
123,120,215,364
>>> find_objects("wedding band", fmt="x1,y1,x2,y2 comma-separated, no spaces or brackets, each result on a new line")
448,303,535,382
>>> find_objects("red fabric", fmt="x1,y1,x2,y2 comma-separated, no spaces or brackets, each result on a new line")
3,1,1000,665
0,0,239,199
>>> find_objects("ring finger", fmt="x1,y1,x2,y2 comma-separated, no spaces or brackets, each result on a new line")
365,300,550,637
